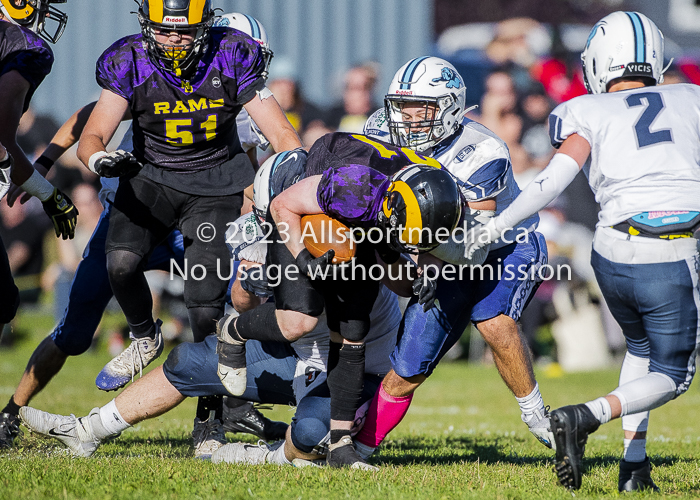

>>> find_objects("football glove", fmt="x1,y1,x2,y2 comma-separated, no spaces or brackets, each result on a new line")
296,248,334,278
0,152,13,201
94,150,142,178
412,272,438,312
42,188,79,240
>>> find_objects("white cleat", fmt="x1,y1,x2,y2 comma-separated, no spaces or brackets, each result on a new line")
95,319,164,391
524,406,556,451
192,416,226,459
20,406,102,457
211,440,284,465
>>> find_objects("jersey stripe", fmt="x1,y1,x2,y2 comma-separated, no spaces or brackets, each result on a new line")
400,57,429,90
626,12,646,63
242,14,260,40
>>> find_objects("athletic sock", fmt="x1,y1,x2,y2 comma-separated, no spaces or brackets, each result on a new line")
585,397,612,425
355,384,413,448
235,303,290,343
330,429,351,445
2,396,21,416
129,319,155,339
515,383,546,425
623,438,647,463
267,442,291,465
97,400,130,437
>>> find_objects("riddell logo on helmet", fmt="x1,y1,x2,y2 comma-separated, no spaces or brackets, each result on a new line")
163,16,188,24
396,90,414,95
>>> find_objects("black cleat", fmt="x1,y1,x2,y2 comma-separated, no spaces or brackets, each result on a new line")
222,401,288,441
326,436,378,471
0,412,20,449
619,456,660,492
551,404,600,490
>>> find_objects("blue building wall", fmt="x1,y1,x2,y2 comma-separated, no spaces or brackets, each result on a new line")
31,0,433,122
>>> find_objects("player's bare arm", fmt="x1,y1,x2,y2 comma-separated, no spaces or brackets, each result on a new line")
244,90,302,152
0,70,36,186
269,175,323,258
77,89,129,164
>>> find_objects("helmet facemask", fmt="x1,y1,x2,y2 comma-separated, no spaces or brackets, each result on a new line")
385,94,458,153
1,0,68,43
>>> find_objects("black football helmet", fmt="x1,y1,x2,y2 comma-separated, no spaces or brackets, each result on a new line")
378,164,462,253
137,0,215,77
1,0,68,43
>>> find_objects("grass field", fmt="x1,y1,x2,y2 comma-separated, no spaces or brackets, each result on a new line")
1,309,699,499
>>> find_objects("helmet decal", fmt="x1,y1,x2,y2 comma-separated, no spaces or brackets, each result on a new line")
399,56,429,90
626,12,646,63
431,68,463,90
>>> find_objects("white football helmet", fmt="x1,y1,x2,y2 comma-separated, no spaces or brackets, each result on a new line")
362,108,391,142
581,11,665,94
385,57,466,153
215,12,273,79
252,150,307,224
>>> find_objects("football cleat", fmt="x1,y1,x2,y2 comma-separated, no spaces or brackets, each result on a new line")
0,412,21,449
192,416,226,459
619,456,660,492
19,406,103,457
95,320,164,391
292,458,326,468
222,401,288,441
211,439,283,465
216,315,247,396
551,404,600,490
523,406,555,451
326,436,378,471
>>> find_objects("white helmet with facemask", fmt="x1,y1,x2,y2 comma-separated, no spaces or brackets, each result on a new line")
385,57,466,153
214,13,273,79
581,11,666,94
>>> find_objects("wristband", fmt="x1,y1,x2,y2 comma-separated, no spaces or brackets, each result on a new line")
20,169,54,202
88,151,108,174
34,155,55,171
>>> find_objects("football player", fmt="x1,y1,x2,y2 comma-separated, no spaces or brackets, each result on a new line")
0,0,78,350
465,11,700,492
354,57,551,459
18,154,402,469
215,130,462,468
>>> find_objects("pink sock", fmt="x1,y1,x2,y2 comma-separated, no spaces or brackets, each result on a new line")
356,384,413,447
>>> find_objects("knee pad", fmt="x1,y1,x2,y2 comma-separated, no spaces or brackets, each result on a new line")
290,416,328,454
340,319,370,342
163,342,187,378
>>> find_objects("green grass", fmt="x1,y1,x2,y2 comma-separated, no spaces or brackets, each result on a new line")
1,309,699,499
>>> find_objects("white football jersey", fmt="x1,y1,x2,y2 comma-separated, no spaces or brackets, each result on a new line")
225,213,400,376
99,111,269,208
432,117,539,249
549,83,700,227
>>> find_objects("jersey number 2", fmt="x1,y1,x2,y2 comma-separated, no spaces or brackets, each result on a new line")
625,92,673,148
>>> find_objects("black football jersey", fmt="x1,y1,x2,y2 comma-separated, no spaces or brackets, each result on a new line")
95,27,265,194
306,132,442,178
0,21,53,113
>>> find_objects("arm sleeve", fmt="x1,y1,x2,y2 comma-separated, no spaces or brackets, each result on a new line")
494,153,580,233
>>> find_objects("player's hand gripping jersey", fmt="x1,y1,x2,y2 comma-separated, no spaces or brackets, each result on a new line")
549,84,700,228
0,21,53,112
95,26,266,194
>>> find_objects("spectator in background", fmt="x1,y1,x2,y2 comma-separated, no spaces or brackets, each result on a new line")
16,106,59,161
267,57,325,137
324,63,380,133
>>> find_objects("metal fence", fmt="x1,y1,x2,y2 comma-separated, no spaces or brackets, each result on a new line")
31,0,433,122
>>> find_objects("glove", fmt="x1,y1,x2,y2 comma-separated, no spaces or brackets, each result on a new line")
42,188,79,240
0,152,12,201
464,218,501,260
239,264,273,298
412,272,438,312
93,150,142,178
295,248,334,278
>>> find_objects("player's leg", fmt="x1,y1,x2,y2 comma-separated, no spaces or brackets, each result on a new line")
0,234,20,447
216,221,323,395
355,277,471,455
97,175,177,390
1,211,115,448
471,232,550,446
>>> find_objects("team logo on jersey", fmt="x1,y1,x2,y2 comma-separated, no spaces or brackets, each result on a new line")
455,145,476,162
212,77,221,88
431,68,462,89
